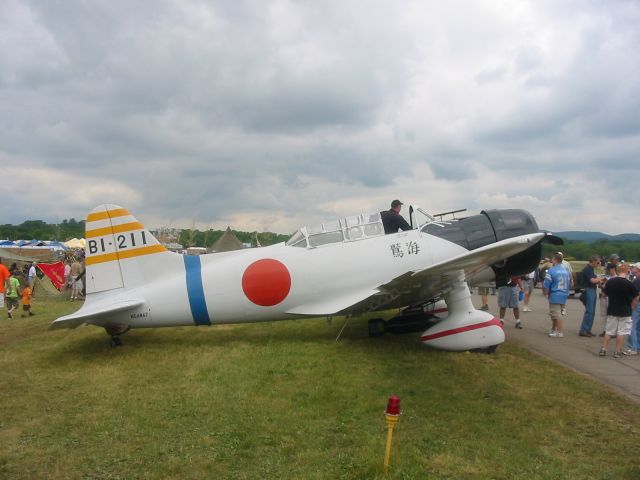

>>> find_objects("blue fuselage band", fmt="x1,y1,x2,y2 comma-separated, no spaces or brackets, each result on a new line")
183,255,211,325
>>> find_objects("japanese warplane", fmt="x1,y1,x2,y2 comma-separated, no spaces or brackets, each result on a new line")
51,204,557,350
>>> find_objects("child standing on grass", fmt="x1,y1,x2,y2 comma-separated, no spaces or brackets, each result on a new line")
21,282,34,317
6,271,20,319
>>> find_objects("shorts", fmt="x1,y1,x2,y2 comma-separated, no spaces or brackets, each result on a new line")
604,316,632,336
6,297,19,309
549,303,563,321
23,304,31,312
0,293,4,308
522,279,534,294
498,286,519,308
478,286,490,295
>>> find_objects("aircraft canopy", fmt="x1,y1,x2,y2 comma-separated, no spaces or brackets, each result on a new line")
286,206,443,249
286,212,385,248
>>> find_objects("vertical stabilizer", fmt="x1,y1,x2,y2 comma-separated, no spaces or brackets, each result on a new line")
84,204,169,293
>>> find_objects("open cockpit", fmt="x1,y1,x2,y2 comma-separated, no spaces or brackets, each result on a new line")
285,206,442,249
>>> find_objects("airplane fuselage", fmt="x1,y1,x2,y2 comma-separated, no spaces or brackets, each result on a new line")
91,228,468,330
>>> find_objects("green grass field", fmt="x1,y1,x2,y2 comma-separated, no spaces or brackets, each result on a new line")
1,295,640,479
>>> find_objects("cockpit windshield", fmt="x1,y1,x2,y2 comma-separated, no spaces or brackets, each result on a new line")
411,206,436,230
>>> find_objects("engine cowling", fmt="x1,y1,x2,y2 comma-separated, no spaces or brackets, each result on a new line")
421,209,543,284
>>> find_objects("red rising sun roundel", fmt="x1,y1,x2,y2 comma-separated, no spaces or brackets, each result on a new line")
242,258,291,307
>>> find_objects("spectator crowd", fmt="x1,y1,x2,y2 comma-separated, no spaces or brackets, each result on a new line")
490,252,640,358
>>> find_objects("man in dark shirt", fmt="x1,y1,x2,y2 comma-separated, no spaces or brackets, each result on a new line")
599,264,639,358
579,255,604,337
380,200,412,234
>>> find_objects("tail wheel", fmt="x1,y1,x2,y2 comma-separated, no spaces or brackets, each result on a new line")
368,318,386,337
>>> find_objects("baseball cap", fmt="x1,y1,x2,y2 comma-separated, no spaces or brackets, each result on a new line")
391,199,403,208
609,253,620,260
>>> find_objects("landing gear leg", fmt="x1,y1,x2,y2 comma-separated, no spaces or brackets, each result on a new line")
105,325,130,348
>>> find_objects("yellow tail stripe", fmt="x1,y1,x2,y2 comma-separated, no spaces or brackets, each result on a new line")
86,208,131,223
86,244,167,265
85,222,145,239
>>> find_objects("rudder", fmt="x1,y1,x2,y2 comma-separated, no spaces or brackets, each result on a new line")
84,204,169,293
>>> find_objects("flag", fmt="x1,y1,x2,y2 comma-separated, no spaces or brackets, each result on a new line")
38,261,66,290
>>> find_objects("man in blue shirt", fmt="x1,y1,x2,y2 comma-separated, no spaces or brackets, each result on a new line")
543,253,571,338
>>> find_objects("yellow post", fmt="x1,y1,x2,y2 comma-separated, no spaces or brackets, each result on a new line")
383,413,400,473
383,395,401,474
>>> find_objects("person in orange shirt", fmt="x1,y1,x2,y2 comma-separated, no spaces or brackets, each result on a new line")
21,283,35,317
0,257,11,311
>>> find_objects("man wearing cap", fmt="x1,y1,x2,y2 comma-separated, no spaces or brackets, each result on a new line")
380,200,412,234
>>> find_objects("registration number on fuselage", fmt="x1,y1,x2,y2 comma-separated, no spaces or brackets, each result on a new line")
88,231,149,254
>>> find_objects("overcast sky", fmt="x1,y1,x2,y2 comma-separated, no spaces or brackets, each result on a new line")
2,0,639,236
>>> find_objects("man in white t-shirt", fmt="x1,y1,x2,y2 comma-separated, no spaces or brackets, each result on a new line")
28,262,37,288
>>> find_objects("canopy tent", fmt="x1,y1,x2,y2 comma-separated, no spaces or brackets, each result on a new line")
211,227,245,253
48,240,68,251
64,238,86,249
0,248,40,263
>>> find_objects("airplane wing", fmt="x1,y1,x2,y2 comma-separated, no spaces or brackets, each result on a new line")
343,232,545,315
286,287,379,316
394,232,544,288
49,299,145,330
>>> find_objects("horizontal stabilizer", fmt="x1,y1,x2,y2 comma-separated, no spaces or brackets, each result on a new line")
49,299,145,330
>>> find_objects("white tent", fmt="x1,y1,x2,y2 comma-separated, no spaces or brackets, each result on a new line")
64,238,86,249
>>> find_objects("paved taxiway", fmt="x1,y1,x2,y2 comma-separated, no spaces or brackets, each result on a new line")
476,288,640,403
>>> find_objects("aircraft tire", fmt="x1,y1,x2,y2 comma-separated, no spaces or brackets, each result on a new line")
368,318,386,337
470,344,498,354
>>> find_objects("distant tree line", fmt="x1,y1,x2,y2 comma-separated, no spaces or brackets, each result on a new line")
542,239,640,262
178,228,290,248
0,219,85,241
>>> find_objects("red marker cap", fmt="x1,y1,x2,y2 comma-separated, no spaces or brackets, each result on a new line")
385,395,401,416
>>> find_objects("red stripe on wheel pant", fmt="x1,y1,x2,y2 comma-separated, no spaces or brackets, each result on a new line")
421,318,503,342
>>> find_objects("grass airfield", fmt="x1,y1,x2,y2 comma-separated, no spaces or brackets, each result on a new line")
2,295,640,479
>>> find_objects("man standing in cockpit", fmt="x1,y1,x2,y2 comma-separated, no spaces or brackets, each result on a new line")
381,199,412,234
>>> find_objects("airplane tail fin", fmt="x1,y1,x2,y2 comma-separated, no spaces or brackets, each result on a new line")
83,204,174,293
50,205,177,330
